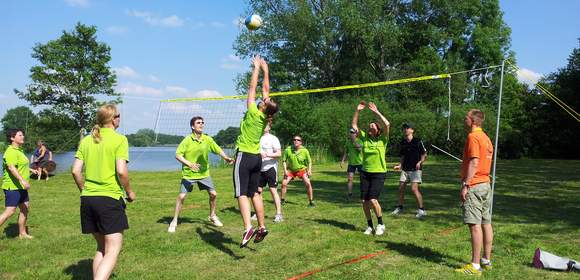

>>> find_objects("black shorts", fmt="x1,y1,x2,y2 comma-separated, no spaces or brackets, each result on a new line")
360,171,385,200
233,151,262,198
80,196,129,235
259,167,278,189
4,189,29,207
347,164,363,174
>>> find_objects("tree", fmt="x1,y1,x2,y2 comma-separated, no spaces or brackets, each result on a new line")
213,127,240,147
15,22,119,141
234,0,520,157
1,106,37,133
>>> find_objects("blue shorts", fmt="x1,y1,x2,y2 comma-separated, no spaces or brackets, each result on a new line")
347,164,363,174
3,189,29,207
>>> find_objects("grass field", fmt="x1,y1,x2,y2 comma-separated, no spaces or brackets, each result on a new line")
1,159,579,279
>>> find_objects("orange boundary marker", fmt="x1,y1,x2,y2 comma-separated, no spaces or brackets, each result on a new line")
287,250,386,280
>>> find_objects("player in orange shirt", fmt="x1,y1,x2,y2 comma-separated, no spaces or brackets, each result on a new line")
456,109,494,275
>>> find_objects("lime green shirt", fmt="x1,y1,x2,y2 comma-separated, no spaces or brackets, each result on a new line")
236,103,266,154
2,145,30,190
176,133,222,179
282,146,311,172
75,128,129,199
346,139,363,166
359,131,389,173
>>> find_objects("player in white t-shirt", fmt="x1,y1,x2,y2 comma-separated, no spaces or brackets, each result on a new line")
257,122,284,222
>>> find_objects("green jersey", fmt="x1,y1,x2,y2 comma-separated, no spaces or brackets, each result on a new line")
283,146,311,172
75,128,129,199
359,131,389,173
176,133,222,179
346,138,363,166
235,103,267,154
2,145,30,190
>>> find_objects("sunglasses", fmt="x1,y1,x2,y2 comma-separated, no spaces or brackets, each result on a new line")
293,139,302,142
114,114,121,119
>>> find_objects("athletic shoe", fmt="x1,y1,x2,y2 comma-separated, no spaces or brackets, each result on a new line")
254,228,269,243
167,222,177,233
240,228,256,248
347,193,353,201
281,199,286,205
208,215,223,227
481,260,492,271
18,234,34,240
391,206,403,215
363,226,374,235
375,224,385,235
250,213,257,221
308,201,316,207
273,214,284,223
455,263,482,276
416,209,427,219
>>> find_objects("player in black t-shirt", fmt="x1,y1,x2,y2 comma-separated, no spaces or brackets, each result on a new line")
392,123,427,218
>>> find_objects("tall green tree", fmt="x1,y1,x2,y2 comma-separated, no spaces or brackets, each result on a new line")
234,0,520,157
1,106,37,133
15,23,119,141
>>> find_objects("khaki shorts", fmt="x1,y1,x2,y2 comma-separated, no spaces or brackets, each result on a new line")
400,170,422,183
462,182,492,224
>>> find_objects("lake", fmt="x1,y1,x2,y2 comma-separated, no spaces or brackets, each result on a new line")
0,146,231,174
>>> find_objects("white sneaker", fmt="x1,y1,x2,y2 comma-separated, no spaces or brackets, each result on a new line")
416,209,426,219
250,214,257,221
273,214,284,223
375,224,385,235
363,226,374,235
208,215,224,227
168,222,177,233
391,207,403,215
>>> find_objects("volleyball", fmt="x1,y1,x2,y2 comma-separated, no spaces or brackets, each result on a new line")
245,14,262,30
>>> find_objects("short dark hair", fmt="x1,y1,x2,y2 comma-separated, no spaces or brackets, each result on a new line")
468,109,485,126
264,99,279,116
6,128,25,144
190,116,204,130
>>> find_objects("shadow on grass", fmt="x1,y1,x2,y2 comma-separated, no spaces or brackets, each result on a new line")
196,227,245,260
310,218,357,231
376,241,460,268
3,223,19,238
156,216,201,225
63,259,92,280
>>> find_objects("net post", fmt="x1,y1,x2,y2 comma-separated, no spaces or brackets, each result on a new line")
490,59,506,219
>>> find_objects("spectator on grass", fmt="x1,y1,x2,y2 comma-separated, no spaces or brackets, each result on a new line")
351,101,390,236
0,128,33,239
167,116,234,233
281,134,314,207
71,104,136,280
455,109,494,276
30,140,53,181
254,120,284,222
391,123,427,218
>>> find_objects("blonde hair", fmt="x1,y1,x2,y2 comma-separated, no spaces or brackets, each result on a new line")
91,104,118,143
468,109,485,126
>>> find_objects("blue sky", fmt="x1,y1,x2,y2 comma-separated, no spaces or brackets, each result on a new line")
1,0,579,134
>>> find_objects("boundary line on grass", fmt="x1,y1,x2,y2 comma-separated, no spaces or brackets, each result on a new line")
287,250,386,280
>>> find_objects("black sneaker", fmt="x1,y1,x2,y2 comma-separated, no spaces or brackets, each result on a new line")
281,199,286,206
308,201,316,207
240,228,256,248
254,228,269,243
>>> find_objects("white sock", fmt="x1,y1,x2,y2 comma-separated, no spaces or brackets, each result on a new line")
471,263,481,270
481,258,491,265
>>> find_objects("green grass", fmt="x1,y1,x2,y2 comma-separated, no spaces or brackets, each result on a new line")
1,159,579,279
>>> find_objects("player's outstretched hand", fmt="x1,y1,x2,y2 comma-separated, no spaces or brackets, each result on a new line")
368,102,378,113
357,101,366,111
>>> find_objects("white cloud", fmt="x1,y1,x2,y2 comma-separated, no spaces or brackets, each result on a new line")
220,55,243,70
210,21,225,28
113,66,140,79
233,17,244,27
64,0,89,8
165,86,189,95
116,82,163,97
106,26,128,35
148,75,161,83
516,68,543,87
128,10,184,27
194,90,223,98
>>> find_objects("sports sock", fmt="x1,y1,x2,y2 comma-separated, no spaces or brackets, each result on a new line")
481,258,491,265
471,263,481,270
397,205,403,209
377,216,383,225
419,207,425,210
367,219,373,228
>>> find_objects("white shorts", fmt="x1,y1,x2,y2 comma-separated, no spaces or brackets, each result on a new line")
400,170,422,184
